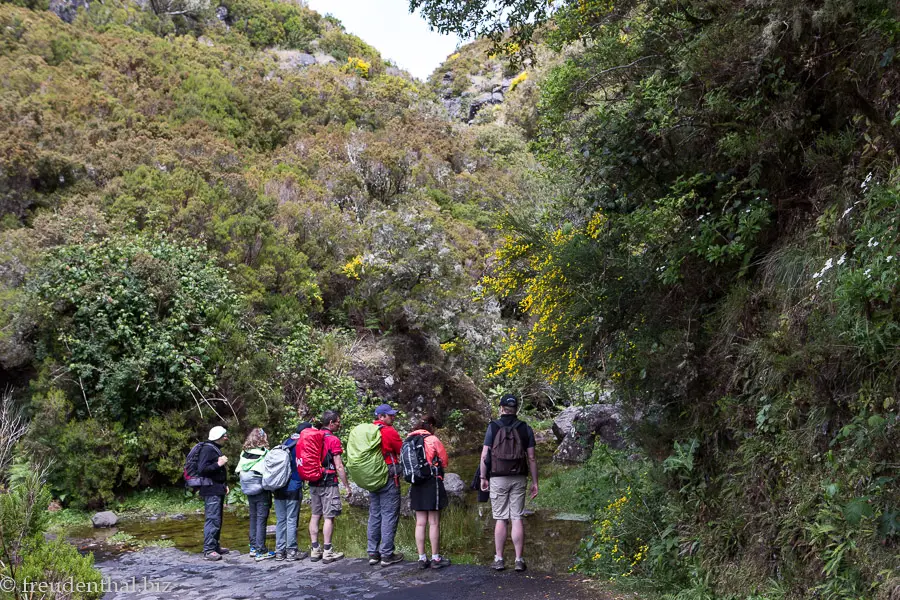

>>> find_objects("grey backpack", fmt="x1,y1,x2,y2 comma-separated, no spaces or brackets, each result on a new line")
261,444,292,491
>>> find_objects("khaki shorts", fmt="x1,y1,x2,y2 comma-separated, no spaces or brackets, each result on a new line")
490,476,527,520
309,484,342,518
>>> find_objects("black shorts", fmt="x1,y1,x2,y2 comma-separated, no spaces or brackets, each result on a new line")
409,477,448,512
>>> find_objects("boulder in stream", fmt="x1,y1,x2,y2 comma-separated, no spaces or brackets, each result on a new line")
91,511,118,528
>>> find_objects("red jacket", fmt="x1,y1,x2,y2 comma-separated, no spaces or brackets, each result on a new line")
375,421,402,465
408,429,449,469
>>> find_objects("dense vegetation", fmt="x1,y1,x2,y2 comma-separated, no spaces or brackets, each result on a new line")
1,0,898,597
0,0,538,512
415,0,900,597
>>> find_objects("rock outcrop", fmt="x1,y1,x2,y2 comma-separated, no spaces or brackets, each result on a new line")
350,333,489,439
552,402,624,463
49,0,90,23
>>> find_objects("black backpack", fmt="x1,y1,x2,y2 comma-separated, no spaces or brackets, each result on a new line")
400,434,433,484
184,442,216,487
489,420,526,476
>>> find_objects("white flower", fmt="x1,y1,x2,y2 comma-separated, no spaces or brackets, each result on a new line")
887,255,894,263
861,172,873,190
842,206,854,218
867,237,879,248
864,268,872,277
837,254,846,265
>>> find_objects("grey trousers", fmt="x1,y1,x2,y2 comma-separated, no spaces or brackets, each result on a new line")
274,496,301,552
367,466,400,556
203,495,224,553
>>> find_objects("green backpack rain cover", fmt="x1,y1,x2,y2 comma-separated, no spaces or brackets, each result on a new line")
345,423,389,492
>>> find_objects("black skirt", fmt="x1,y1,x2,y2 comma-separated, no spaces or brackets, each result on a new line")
409,476,448,512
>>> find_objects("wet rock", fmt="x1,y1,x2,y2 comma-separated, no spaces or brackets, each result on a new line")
215,5,228,21
170,513,186,521
92,511,118,528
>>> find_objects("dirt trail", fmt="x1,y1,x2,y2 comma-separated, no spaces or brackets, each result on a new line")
96,547,610,600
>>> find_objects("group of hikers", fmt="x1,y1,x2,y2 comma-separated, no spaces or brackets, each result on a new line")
184,393,539,572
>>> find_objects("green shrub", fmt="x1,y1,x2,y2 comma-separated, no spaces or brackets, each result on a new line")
48,419,138,507
27,235,238,427
1,465,102,598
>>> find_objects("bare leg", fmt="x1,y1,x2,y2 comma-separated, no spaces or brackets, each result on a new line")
309,514,320,544
511,519,525,559
415,511,427,556
428,511,440,556
323,517,334,545
494,519,508,558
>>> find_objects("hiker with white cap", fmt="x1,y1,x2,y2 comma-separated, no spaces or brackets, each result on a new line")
198,425,230,560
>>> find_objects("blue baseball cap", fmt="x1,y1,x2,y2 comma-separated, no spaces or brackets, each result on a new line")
375,403,397,416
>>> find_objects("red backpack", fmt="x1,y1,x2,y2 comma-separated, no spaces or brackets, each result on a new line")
297,427,331,482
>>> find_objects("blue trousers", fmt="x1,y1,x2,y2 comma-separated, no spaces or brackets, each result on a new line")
247,491,271,551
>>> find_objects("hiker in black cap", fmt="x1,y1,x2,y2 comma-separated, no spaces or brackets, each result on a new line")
479,393,538,572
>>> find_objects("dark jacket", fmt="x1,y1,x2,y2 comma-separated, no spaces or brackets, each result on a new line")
273,433,302,500
197,441,227,497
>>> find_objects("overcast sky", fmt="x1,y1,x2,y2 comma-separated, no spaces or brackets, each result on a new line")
305,0,463,80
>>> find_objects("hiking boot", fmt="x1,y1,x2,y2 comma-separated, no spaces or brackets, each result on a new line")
418,558,430,569
274,550,285,561
492,557,505,571
322,547,344,564
255,551,275,562
380,552,404,566
309,546,323,562
430,556,451,569
204,551,222,561
368,553,381,566
248,546,257,558
287,549,307,561
217,547,230,555
514,558,527,572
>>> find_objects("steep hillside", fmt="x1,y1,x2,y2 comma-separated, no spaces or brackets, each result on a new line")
419,0,900,597
0,0,541,505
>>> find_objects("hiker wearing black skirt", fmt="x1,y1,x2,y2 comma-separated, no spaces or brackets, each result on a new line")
401,416,451,569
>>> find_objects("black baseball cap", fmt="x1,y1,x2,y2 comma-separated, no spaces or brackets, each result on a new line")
499,393,519,408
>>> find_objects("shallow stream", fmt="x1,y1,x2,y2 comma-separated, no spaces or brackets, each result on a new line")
71,454,589,573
